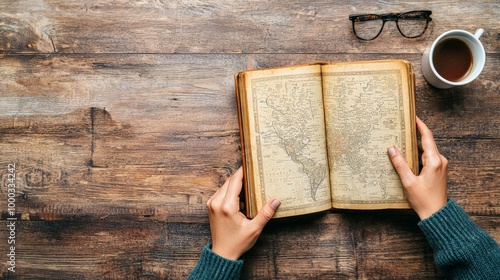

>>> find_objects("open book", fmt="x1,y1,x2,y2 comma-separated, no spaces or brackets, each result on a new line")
235,60,418,218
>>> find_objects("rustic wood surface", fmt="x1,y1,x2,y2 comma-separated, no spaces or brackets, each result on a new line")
0,0,498,279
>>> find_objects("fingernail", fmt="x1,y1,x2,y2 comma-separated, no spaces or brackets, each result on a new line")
388,146,397,157
270,199,281,210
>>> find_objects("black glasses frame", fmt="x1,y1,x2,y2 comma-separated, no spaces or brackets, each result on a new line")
349,10,432,41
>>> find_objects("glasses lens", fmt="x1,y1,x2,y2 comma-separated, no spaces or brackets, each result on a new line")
397,12,429,38
353,18,383,40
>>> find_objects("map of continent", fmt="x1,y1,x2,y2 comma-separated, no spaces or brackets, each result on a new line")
323,70,407,204
251,73,331,210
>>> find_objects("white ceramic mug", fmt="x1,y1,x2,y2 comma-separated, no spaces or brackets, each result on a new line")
422,28,485,89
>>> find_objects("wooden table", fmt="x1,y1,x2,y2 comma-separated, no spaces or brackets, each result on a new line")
1,1,498,279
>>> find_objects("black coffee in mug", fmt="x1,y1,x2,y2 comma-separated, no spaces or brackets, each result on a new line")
432,38,473,82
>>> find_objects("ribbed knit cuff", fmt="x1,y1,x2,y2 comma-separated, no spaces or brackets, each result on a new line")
418,199,500,279
418,200,485,252
187,243,243,280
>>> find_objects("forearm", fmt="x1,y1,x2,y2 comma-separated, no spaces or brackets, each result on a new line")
188,243,243,280
418,199,500,279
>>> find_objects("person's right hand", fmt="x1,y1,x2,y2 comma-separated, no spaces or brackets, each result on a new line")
388,117,448,220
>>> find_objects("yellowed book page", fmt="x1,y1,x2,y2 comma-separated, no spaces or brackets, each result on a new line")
322,60,412,209
241,64,332,218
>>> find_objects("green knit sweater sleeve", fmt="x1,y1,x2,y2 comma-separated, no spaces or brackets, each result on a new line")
418,199,500,279
188,243,243,280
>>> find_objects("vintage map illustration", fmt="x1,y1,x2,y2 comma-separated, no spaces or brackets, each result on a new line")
251,73,331,212
323,69,407,204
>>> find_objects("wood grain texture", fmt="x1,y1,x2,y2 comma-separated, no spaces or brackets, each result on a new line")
0,1,498,54
1,216,499,279
0,0,499,279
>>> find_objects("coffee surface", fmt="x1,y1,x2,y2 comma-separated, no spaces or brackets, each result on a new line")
433,38,473,82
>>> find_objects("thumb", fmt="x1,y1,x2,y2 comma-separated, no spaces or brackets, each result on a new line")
388,146,415,187
252,199,281,229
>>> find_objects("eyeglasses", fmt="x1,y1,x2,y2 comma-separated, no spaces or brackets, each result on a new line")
349,10,432,41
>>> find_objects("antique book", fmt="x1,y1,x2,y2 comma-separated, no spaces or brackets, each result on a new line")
235,60,418,219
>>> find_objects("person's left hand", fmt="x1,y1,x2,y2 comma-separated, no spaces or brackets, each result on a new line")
207,167,281,260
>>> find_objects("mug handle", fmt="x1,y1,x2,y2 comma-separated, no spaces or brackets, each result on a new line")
474,28,484,39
